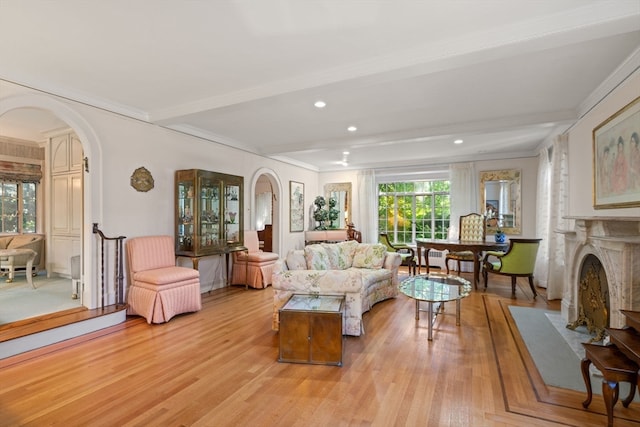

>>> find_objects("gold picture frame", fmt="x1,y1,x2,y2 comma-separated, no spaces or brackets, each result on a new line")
593,96,640,209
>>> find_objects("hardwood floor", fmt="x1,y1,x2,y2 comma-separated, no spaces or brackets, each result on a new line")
1,270,638,426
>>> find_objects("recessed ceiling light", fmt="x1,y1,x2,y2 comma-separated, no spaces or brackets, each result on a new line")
314,100,326,108
454,139,464,144
347,126,357,132
343,151,350,155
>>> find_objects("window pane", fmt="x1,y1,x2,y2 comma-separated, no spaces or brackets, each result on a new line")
22,183,37,233
1,183,18,233
378,179,450,243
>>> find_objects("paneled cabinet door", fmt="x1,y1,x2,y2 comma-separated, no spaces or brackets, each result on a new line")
51,132,83,174
52,174,82,234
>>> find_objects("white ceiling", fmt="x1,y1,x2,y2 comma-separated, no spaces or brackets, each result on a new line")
1,1,639,171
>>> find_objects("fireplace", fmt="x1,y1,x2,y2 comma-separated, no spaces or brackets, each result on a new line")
561,217,640,330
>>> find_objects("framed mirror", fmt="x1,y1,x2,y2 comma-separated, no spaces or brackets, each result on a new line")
479,169,521,235
324,182,352,229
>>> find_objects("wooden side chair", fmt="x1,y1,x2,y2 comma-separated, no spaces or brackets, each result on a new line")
482,238,542,297
445,213,485,274
379,232,416,275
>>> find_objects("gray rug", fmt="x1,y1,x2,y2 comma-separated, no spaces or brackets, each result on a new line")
0,274,80,324
509,305,638,400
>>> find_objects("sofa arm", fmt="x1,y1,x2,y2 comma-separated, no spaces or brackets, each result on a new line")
272,259,288,275
383,252,402,270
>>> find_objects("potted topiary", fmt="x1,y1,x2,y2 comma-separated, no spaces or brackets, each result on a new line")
313,196,328,230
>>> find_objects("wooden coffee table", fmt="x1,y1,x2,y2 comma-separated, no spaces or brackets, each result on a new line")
278,294,345,366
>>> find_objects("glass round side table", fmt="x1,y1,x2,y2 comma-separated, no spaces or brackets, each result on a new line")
399,273,472,341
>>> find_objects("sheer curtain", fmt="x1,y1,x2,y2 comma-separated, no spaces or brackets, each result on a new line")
357,169,376,243
449,162,478,239
449,163,478,272
534,134,568,300
255,192,272,231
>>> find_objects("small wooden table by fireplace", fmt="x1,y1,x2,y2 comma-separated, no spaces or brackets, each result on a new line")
278,295,344,366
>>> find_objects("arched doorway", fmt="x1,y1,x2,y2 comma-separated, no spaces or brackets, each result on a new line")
249,169,282,256
0,94,104,316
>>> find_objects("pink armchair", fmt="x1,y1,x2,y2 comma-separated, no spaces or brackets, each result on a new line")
231,230,279,289
126,235,202,323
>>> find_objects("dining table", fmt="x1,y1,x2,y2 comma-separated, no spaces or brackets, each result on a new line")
415,238,509,289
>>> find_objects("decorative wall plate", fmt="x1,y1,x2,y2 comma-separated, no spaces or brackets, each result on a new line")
130,166,154,192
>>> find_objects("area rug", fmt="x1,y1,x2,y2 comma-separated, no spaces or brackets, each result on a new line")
508,305,637,400
0,275,80,324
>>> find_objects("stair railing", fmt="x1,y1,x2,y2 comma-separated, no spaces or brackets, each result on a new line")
92,223,126,307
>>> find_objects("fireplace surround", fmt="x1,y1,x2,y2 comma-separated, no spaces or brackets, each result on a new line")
560,217,640,330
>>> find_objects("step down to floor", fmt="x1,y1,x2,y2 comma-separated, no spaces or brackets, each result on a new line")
0,304,129,360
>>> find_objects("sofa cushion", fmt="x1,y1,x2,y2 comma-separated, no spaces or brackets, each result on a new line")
322,240,358,270
304,244,329,270
286,250,307,270
0,236,13,249
7,234,39,248
352,243,386,269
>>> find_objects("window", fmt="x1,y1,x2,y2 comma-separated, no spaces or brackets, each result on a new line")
378,180,450,244
0,181,37,233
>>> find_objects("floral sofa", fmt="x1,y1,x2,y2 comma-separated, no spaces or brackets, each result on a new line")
272,240,402,336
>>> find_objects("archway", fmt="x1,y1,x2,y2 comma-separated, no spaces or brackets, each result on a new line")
249,168,282,255
0,93,103,310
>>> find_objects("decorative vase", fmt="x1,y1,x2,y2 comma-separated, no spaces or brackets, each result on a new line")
495,231,506,243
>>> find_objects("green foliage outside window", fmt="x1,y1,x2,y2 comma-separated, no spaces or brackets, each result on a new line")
0,181,37,233
378,180,450,244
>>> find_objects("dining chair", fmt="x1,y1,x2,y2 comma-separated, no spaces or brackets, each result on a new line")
481,238,542,297
379,233,416,275
445,213,485,274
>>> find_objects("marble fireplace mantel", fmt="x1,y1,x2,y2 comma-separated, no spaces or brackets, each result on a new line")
560,216,640,329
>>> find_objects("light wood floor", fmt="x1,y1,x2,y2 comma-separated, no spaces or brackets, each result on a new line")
1,270,639,427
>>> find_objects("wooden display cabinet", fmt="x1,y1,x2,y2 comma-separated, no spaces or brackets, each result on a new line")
175,169,244,257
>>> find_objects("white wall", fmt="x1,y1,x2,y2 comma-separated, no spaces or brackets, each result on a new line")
0,81,319,299
567,69,640,217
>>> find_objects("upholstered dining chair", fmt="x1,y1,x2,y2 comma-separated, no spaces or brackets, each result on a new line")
482,238,542,297
126,235,202,323
445,213,485,274
379,232,416,275
231,230,279,289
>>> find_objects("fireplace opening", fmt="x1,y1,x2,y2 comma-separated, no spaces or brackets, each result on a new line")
567,254,610,342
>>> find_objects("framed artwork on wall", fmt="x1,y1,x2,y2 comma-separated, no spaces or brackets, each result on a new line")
593,95,640,209
290,181,304,232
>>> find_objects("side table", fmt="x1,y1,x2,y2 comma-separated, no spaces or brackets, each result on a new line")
278,294,344,366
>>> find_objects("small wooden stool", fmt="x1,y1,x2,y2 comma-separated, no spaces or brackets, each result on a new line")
581,343,638,427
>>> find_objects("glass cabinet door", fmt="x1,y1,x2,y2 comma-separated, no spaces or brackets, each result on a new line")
225,183,241,244
199,175,221,249
177,175,195,253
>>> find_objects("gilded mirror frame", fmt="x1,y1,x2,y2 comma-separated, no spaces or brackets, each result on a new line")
479,169,521,235
324,182,352,229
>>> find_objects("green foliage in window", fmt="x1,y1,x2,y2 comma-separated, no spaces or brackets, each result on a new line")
378,179,451,244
